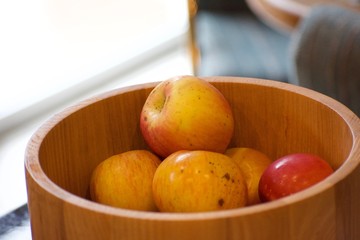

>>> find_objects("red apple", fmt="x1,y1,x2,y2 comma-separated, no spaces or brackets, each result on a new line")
140,75,234,158
152,150,247,212
258,153,334,202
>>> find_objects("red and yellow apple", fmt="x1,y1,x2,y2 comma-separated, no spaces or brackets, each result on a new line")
90,150,161,211
152,150,247,212
140,75,234,158
225,147,272,205
258,153,334,202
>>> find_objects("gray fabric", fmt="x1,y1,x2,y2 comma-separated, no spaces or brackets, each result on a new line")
289,4,360,115
195,11,290,82
0,204,29,235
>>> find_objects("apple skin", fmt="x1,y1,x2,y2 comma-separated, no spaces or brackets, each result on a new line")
152,150,247,213
225,147,272,205
140,75,234,158
90,150,161,211
258,153,334,202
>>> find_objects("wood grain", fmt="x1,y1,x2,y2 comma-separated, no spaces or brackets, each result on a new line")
246,0,300,33
25,77,360,240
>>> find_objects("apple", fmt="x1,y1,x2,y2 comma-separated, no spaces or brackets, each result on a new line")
258,153,334,202
140,75,234,158
152,150,247,212
225,147,272,205
90,150,161,211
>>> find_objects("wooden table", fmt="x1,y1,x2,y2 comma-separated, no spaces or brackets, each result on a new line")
246,0,360,33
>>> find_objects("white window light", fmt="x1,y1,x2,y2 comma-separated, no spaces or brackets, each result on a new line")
0,0,191,133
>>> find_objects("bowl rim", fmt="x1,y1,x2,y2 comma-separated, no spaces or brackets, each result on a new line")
25,77,360,221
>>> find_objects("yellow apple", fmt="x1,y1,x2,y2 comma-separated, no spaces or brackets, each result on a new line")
90,150,161,211
152,150,247,212
140,75,234,158
225,147,272,205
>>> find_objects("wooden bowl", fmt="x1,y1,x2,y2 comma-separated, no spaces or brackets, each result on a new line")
25,77,360,240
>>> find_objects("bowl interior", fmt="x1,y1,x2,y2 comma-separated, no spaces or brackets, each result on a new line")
37,78,354,203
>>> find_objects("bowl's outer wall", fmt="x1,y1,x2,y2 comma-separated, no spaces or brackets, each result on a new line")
25,77,360,240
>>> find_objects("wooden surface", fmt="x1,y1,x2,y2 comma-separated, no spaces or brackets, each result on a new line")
25,77,360,239
246,0,299,33
246,0,360,33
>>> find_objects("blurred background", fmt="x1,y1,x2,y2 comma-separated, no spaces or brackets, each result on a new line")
1,0,359,238
190,0,290,81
